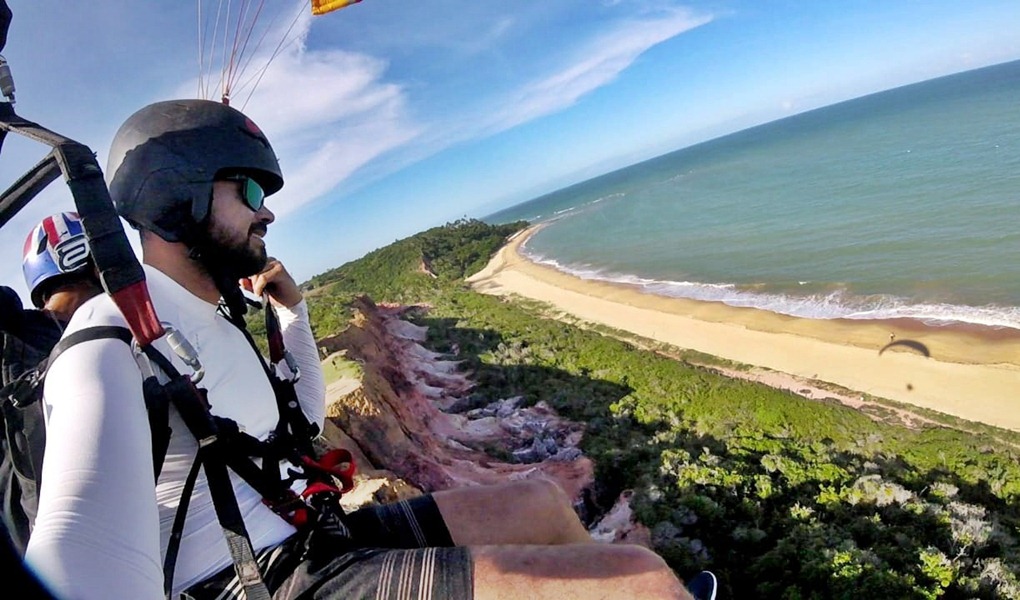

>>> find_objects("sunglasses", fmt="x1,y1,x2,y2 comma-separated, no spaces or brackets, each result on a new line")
221,175,266,212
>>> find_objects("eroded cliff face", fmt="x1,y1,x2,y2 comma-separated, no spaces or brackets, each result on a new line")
321,296,595,511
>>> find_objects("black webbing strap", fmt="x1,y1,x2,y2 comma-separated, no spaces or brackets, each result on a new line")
44,325,133,377
202,444,271,600
142,377,172,481
162,455,201,598
25,324,171,479
2,325,133,410
264,297,286,366
0,326,132,410
140,345,271,600
209,416,300,507
216,295,319,460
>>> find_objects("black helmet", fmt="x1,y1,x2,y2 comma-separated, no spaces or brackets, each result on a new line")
107,99,283,243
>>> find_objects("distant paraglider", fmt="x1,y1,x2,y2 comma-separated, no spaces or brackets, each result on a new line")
878,339,930,358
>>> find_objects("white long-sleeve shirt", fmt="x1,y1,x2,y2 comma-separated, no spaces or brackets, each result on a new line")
25,265,326,600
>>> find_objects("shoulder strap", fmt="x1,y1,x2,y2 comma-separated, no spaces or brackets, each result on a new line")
45,326,133,372
30,325,175,483
2,326,133,410
216,300,318,455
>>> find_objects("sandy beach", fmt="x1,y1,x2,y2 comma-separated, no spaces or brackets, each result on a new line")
469,226,1020,432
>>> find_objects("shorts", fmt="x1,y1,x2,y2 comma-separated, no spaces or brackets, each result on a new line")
182,495,473,600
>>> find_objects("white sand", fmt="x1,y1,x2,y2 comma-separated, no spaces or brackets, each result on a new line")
469,226,1020,432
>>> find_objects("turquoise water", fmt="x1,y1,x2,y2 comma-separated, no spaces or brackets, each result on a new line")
486,60,1020,330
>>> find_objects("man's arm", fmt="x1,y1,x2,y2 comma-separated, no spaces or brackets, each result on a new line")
26,331,163,600
276,300,327,429
249,259,326,429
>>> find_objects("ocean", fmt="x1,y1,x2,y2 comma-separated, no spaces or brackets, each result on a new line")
485,60,1020,331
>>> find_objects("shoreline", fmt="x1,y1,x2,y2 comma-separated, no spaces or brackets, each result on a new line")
469,225,1020,432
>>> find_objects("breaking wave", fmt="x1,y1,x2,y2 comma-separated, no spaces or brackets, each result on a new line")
521,251,1020,331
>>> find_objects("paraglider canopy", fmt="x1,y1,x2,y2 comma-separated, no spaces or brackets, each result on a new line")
311,0,363,16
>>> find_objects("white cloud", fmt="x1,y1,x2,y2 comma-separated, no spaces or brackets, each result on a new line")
246,46,422,218
495,9,709,131
433,8,713,146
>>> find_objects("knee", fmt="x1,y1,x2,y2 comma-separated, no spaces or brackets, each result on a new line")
614,544,672,573
611,546,684,597
516,478,573,512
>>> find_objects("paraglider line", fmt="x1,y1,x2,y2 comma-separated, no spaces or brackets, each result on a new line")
233,0,296,104
225,0,266,100
239,3,304,110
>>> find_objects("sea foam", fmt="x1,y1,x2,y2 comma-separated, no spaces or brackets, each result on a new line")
523,249,1020,331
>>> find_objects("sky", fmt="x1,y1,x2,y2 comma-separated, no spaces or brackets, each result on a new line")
1,0,1018,302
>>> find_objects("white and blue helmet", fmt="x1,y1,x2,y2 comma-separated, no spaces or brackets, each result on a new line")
22,211,92,308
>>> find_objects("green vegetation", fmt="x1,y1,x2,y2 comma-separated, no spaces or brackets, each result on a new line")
321,352,362,384
302,218,526,339
304,219,1020,599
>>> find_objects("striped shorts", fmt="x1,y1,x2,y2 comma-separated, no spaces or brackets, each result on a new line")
183,495,473,600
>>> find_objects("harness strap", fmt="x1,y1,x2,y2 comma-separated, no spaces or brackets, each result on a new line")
202,444,272,600
264,297,286,366
42,328,172,479
144,299,354,596
215,303,360,528
162,455,201,598
140,345,272,600
2,326,133,409
209,417,302,508
142,377,172,480
46,326,133,370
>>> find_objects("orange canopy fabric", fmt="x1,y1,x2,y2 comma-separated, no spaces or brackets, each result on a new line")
311,0,363,16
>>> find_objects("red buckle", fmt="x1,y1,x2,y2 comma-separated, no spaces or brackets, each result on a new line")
302,481,341,498
300,449,356,493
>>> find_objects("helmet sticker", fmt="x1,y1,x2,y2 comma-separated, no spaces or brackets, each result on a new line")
242,117,271,149
54,235,90,272
244,117,262,136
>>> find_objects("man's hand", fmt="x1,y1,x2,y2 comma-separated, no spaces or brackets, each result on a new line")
247,258,303,308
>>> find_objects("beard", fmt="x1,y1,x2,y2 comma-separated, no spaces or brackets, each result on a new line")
193,221,268,281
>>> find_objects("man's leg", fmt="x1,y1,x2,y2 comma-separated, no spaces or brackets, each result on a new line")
331,480,692,598
254,482,691,600
472,543,692,600
439,481,691,598
433,479,592,546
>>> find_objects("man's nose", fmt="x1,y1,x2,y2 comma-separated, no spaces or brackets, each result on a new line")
256,204,275,224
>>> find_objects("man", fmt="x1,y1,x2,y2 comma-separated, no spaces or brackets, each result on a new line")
3,211,104,370
24,99,690,599
1,212,104,555
4,211,104,395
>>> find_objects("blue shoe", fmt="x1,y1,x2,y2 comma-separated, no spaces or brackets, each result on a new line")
686,570,717,600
